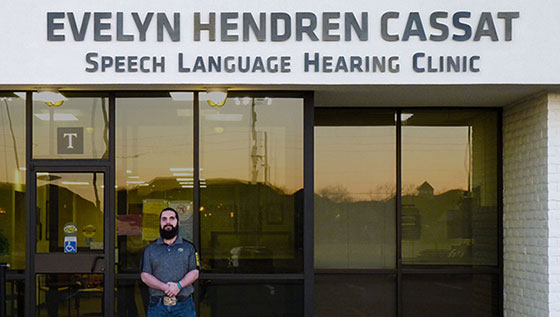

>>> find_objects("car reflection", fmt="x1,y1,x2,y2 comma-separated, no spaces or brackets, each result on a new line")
228,246,274,273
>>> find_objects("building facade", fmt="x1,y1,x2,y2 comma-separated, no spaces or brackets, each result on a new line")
0,0,558,316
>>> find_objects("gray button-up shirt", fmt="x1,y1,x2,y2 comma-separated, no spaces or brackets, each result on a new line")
142,235,198,298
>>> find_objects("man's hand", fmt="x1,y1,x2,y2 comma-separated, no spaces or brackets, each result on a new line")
165,282,181,297
142,272,172,295
161,282,171,293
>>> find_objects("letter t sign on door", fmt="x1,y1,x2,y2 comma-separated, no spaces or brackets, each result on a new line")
57,127,84,154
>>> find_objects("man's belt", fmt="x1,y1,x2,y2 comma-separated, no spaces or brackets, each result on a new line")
150,294,192,306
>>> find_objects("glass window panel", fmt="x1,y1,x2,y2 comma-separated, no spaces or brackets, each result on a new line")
402,274,498,317
116,279,149,316
0,94,26,270
5,279,24,317
314,109,396,269
32,95,109,159
36,273,103,316
199,280,303,316
36,173,104,253
199,97,303,273
401,110,498,265
116,97,193,273
314,274,396,316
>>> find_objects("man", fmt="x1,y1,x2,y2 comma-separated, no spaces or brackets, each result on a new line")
141,207,200,317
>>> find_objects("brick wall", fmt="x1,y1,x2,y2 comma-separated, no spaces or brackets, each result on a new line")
503,93,549,316
547,94,560,314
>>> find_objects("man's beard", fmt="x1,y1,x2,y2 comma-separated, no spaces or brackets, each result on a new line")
160,224,178,240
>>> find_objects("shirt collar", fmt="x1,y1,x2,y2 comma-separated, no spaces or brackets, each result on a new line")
156,235,183,246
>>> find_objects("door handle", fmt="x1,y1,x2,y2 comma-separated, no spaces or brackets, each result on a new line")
91,255,104,273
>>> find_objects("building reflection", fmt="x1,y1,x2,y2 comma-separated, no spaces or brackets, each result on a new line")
118,177,303,274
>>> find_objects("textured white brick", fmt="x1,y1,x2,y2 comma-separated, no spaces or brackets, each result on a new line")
504,93,549,316
549,94,560,317
503,93,560,316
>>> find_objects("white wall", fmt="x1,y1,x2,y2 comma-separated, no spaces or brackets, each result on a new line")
503,93,549,316
547,94,560,314
0,0,558,85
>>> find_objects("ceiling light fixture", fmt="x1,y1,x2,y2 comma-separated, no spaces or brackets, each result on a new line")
170,168,194,172
35,89,67,107
169,92,194,101
173,173,192,176
61,181,90,185
205,88,228,107
205,114,243,122
34,113,78,121
401,113,414,121
126,181,146,184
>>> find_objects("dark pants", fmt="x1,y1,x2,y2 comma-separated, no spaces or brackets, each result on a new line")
147,297,196,317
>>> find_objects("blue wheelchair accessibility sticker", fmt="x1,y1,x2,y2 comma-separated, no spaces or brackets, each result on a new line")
64,236,77,253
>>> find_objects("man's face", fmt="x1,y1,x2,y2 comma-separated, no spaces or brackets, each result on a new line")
160,210,178,230
160,210,179,239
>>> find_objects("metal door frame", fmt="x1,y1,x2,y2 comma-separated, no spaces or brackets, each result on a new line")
21,91,315,315
25,93,116,316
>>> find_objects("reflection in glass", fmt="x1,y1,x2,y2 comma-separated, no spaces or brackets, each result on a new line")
0,94,26,270
36,273,103,316
32,96,109,159
36,173,104,253
200,97,303,273
401,110,498,265
402,274,498,317
116,279,149,316
314,110,396,269
199,280,303,316
5,279,24,316
314,274,396,316
116,97,193,273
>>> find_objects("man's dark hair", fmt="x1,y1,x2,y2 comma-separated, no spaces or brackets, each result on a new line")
159,207,179,222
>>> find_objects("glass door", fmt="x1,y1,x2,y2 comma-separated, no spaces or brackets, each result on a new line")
33,171,111,316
